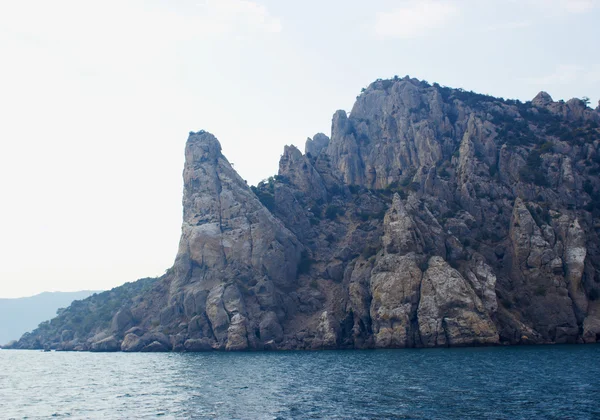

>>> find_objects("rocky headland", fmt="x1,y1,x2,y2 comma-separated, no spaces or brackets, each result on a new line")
7,76,600,352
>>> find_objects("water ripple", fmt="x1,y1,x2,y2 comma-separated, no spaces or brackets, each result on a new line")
1,345,599,419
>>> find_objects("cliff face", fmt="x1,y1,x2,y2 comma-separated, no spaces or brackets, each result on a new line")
9,77,600,352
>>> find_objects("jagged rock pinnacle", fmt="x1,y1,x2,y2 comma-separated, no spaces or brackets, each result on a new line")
532,91,553,107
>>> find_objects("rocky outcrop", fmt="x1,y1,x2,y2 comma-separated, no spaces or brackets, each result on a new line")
367,194,498,348
369,253,422,348
174,131,302,289
417,257,498,347
8,77,600,352
532,91,553,108
305,133,330,157
90,336,120,352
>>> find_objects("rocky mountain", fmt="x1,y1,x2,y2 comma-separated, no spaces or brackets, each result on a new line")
7,76,600,352
0,291,99,346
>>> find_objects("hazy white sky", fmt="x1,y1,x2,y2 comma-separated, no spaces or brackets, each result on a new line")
1,0,599,298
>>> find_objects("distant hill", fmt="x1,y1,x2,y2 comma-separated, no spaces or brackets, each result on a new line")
0,291,100,345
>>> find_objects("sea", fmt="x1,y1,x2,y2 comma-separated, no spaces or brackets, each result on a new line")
1,345,599,419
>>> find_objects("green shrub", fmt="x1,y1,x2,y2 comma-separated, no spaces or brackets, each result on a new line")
519,150,548,186
374,209,386,220
584,180,593,195
358,212,370,222
325,205,341,220
538,142,554,153
297,250,313,275
348,185,360,194
311,204,322,217
274,175,289,184
251,186,276,212
328,184,342,196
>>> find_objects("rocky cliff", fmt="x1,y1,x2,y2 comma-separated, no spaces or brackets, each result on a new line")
8,76,600,352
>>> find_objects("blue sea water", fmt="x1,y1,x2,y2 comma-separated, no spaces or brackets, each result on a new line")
1,345,599,419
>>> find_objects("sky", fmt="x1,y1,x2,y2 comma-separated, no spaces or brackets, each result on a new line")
0,0,599,298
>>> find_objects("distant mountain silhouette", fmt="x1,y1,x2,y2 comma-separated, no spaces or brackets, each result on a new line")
0,291,100,345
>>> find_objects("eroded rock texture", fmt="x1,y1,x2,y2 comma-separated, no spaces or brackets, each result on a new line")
9,77,600,351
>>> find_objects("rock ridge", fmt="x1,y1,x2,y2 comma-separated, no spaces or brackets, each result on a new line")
7,76,600,352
